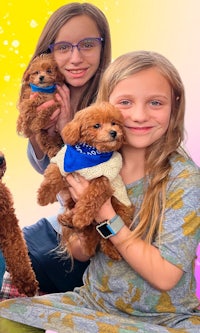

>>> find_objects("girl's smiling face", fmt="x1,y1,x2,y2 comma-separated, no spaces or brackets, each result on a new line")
109,67,172,150
54,15,102,88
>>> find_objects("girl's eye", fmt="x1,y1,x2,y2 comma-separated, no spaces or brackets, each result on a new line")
150,100,162,106
120,100,131,105
120,100,130,105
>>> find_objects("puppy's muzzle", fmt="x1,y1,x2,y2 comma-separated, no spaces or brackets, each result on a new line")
0,155,6,178
39,75,45,83
109,130,117,139
0,156,5,166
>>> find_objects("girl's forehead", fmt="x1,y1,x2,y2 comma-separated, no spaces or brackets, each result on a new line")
109,69,172,101
115,69,170,88
56,15,99,42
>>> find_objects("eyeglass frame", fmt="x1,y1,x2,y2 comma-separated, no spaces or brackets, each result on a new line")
48,37,104,54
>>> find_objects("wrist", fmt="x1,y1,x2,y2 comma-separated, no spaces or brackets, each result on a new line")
96,215,125,239
95,207,117,223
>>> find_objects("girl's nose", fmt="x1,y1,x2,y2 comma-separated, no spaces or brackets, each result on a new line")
130,104,149,122
69,47,83,63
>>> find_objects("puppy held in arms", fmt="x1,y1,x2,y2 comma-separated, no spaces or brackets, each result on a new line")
37,102,134,260
17,53,65,158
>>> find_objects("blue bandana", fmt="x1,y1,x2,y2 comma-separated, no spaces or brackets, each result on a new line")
30,83,56,93
64,143,113,172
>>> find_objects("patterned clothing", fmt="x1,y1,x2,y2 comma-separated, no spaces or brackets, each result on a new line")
0,154,200,333
0,271,46,302
0,272,25,301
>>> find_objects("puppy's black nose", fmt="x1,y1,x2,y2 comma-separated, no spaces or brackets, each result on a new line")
0,156,5,165
109,130,117,139
39,75,45,82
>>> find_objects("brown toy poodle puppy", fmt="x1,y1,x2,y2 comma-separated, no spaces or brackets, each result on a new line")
37,102,134,260
0,152,38,296
17,53,65,158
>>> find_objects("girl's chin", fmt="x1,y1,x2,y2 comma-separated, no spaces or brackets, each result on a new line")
66,78,89,88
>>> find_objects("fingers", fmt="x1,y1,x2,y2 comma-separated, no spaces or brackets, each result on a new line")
73,173,81,183
50,108,60,121
56,84,70,110
30,92,38,99
66,173,89,201
56,85,72,125
36,99,56,112
56,84,70,99
66,173,88,186
57,190,71,206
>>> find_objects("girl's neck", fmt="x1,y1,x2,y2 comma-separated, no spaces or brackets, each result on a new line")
120,145,146,184
69,85,86,114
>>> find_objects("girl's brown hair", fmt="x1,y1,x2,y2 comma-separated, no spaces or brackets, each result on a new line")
97,50,186,243
20,2,111,110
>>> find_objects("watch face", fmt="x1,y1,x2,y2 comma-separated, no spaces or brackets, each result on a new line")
96,222,112,239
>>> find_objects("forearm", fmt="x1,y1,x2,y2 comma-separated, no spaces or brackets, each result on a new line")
27,140,50,174
29,135,45,160
94,198,183,291
110,225,183,291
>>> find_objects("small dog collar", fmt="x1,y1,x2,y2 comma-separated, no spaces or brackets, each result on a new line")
30,83,56,93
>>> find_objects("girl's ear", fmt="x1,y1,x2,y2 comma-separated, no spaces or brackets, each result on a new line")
61,120,81,145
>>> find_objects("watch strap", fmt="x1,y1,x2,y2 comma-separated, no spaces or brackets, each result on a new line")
96,215,124,239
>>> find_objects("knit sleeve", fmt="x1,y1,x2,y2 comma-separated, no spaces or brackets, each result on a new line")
27,140,50,174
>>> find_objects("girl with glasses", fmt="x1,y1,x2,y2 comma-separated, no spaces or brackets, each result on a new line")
1,50,199,333
1,2,111,297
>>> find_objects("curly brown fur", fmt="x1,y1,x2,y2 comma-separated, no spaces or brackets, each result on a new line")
37,102,134,260
17,53,65,158
0,152,38,296
0,153,6,180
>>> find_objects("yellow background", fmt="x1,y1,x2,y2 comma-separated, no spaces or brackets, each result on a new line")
0,0,200,227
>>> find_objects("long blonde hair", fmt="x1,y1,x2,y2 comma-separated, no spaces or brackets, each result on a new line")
20,2,111,110
97,50,186,242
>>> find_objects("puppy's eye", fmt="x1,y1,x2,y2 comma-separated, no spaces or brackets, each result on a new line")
46,69,52,74
111,121,116,126
34,71,39,75
93,123,101,129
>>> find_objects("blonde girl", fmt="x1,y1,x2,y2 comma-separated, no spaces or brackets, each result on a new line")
1,51,199,333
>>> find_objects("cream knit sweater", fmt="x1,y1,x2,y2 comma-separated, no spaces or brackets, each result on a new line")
51,145,131,207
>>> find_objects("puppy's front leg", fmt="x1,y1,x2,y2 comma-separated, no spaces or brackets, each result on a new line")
72,176,114,228
31,102,60,132
37,164,66,205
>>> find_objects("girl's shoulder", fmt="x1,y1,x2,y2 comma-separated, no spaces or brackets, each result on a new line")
169,153,200,178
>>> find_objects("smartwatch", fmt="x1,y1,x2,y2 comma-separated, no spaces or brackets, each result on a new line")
96,215,124,239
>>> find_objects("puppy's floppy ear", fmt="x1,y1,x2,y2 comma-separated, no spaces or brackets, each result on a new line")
22,55,40,83
22,68,31,83
61,119,82,145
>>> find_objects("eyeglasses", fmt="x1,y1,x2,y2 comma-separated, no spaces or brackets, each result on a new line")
49,37,104,55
